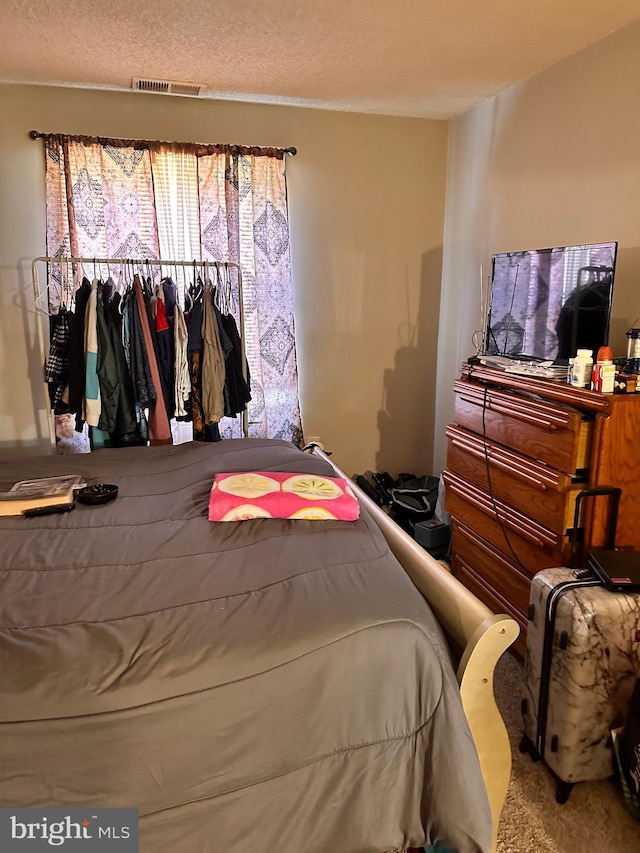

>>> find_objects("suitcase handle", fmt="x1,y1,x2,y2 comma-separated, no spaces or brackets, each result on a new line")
569,486,621,569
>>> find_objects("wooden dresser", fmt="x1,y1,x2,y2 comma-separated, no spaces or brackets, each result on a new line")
444,363,640,658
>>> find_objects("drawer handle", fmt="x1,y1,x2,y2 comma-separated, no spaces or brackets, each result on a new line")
457,391,567,430
490,402,564,429
450,484,547,547
488,453,549,489
450,437,549,490
457,526,520,574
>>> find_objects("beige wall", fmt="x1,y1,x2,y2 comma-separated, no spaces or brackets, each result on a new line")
435,19,640,473
0,84,448,474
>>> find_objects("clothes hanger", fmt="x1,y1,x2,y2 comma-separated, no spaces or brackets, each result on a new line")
199,259,210,297
103,258,116,301
191,260,203,302
182,265,191,312
57,258,66,313
145,259,153,294
59,257,71,313
219,262,233,316
117,260,127,314
224,263,233,315
34,263,51,317
71,258,81,310
132,258,141,285
213,263,222,313
64,257,74,311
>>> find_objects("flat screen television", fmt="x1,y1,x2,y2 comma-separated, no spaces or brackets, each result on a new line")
484,241,618,365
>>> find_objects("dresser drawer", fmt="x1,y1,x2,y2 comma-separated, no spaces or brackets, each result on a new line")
446,424,584,534
452,521,531,615
454,379,592,475
451,552,528,659
443,469,567,575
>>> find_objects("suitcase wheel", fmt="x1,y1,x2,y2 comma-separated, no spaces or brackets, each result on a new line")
519,734,540,762
519,734,533,754
555,780,574,804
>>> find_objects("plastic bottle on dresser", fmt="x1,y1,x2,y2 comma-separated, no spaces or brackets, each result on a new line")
591,346,616,393
570,349,593,388
566,358,574,384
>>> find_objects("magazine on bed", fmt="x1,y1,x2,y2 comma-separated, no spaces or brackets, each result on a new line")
0,474,83,516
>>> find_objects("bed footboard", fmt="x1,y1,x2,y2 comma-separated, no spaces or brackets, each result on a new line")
311,447,519,852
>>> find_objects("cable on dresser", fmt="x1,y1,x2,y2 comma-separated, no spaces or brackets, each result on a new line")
470,267,492,357
480,385,529,572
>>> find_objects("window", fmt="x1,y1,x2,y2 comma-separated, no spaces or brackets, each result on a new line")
43,135,302,450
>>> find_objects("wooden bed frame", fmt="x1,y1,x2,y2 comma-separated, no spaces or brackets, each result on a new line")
312,447,519,852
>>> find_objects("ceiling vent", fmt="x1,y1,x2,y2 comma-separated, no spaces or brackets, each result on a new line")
132,78,204,97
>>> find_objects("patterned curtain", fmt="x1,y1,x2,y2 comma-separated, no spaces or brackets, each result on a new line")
198,152,302,444
44,135,302,447
45,137,159,294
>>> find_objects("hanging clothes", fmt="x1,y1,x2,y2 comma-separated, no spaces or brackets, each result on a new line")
45,306,71,415
219,310,251,417
38,257,251,452
95,282,120,436
155,295,175,420
201,290,226,425
129,292,156,410
68,276,91,430
186,292,206,440
122,298,149,446
213,301,234,418
106,293,144,447
162,277,178,418
83,280,102,428
174,301,190,418
133,274,172,446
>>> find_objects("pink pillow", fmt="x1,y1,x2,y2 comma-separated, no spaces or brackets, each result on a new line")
208,471,360,522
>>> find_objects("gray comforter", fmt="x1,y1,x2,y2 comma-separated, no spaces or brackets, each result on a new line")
0,439,491,853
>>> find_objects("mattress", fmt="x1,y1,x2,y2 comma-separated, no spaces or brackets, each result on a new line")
0,438,491,853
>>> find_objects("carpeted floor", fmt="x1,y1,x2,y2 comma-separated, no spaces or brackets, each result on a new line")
494,652,640,853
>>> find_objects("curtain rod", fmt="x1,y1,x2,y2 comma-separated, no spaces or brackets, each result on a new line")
29,130,296,157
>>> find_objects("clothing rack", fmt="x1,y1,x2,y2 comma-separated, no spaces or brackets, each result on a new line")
31,255,249,448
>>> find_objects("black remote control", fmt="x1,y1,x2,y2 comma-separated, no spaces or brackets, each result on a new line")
22,502,75,517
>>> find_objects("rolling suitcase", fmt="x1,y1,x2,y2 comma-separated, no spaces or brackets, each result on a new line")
520,488,640,803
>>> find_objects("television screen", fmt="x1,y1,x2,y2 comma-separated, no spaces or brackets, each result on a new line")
485,241,618,364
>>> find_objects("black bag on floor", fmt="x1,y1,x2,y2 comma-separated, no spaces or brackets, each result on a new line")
389,475,439,521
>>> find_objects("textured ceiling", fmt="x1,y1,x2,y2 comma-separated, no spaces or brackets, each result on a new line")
1,0,640,119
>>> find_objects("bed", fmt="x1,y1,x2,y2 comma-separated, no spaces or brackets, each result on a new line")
0,438,518,853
